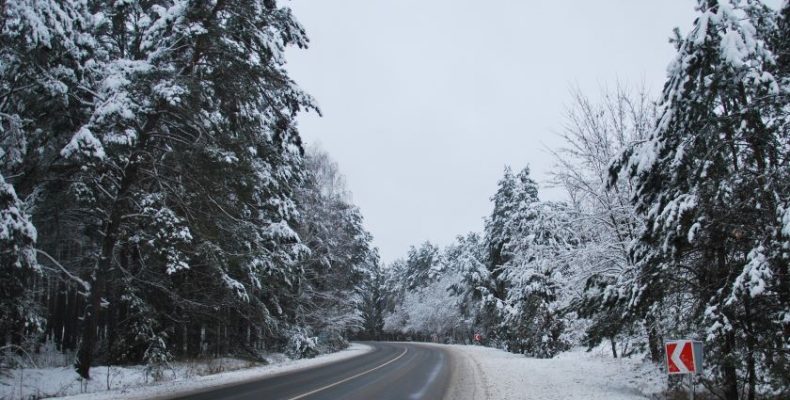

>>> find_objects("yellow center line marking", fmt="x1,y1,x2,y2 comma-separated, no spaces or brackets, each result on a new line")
287,346,409,400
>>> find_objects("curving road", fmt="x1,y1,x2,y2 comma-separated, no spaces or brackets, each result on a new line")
168,342,454,400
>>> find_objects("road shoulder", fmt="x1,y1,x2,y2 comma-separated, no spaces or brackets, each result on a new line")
48,343,374,400
443,345,490,400
402,343,489,400
442,344,664,400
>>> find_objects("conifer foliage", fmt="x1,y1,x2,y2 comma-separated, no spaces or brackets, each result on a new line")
2,0,788,398
385,166,577,356
0,174,40,347
609,0,789,396
381,2,787,397
1,0,375,382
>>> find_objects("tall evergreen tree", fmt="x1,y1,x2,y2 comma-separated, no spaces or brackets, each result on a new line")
481,165,525,336
0,0,94,365
357,253,386,340
0,174,40,348
482,165,543,344
611,0,788,397
64,0,318,379
402,241,443,291
447,232,493,338
499,198,576,357
485,166,518,275
0,0,319,379
296,146,375,345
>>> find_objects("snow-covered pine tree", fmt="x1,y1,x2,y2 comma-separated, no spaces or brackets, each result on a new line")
0,0,94,363
0,0,92,185
45,0,318,379
357,251,386,340
0,174,41,348
778,2,790,79
295,147,375,347
611,0,788,397
402,241,443,291
446,233,494,340
480,165,542,345
499,199,576,358
485,166,519,275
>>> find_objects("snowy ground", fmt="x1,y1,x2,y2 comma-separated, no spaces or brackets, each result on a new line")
2,343,666,400
446,344,666,400
0,343,372,400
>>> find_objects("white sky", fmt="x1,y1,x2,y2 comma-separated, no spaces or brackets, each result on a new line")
285,0,781,263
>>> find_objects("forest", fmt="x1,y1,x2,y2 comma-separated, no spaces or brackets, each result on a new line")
1,1,788,399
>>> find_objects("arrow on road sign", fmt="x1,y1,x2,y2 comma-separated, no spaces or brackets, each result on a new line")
665,340,701,374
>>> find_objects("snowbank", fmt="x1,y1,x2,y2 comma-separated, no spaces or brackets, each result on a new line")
446,344,665,400
1,343,372,400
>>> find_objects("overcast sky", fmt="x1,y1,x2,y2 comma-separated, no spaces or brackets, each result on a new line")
284,0,780,264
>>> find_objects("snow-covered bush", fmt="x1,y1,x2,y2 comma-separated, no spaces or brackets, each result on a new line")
285,329,319,360
384,272,463,338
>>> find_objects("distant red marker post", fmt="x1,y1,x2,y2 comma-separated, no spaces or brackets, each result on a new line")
665,340,703,400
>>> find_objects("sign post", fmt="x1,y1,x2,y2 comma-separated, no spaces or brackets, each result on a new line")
665,340,703,400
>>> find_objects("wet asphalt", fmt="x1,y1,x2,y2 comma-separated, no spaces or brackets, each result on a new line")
167,341,452,400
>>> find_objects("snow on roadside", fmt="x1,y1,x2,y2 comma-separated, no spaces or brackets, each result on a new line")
2,343,372,400
447,344,665,400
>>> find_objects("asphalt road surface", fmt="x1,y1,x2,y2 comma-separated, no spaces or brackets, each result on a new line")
169,342,453,400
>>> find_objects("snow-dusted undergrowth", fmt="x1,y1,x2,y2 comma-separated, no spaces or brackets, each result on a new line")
1,344,372,400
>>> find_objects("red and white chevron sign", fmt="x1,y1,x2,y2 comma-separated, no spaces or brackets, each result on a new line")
665,340,703,374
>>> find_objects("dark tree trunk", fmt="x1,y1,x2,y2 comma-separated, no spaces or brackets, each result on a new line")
75,253,109,379
645,316,662,363
610,337,618,358
75,167,138,378
722,331,739,400
49,281,64,350
744,296,756,400
74,112,155,379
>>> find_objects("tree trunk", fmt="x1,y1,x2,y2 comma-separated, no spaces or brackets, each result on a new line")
722,331,739,400
74,112,155,379
645,316,662,363
744,296,756,400
74,167,136,378
75,256,107,379
610,337,618,358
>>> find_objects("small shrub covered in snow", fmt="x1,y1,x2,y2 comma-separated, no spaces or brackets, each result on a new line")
285,329,319,359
